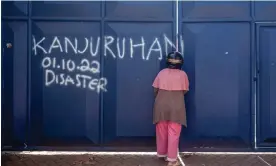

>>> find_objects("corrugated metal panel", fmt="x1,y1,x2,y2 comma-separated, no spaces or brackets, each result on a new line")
182,1,250,20
181,22,251,143
2,1,28,17
257,23,276,146
31,2,101,18
254,2,276,21
102,1,175,144
30,21,101,145
105,1,173,19
2,21,28,146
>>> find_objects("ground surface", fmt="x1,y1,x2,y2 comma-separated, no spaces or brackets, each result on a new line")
2,152,276,166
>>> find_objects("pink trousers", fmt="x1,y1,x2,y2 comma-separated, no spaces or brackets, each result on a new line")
156,121,182,162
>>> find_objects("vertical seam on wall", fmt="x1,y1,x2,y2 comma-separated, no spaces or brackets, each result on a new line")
100,1,105,144
253,23,257,150
176,0,179,52
253,22,257,150
26,1,32,147
251,0,257,150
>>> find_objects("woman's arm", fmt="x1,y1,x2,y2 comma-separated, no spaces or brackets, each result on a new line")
154,88,159,98
183,71,189,95
183,90,188,95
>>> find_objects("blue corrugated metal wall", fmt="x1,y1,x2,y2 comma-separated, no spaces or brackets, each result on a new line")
1,1,276,151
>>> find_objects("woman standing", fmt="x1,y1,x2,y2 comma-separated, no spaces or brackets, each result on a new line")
152,51,189,166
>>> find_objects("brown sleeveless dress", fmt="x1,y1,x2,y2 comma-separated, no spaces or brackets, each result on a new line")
153,89,187,126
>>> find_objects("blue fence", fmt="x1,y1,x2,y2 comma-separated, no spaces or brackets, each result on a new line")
2,1,276,151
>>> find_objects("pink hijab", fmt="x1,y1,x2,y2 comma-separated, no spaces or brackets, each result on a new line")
152,68,189,91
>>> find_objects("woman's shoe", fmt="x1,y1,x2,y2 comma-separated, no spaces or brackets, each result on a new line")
167,160,180,166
